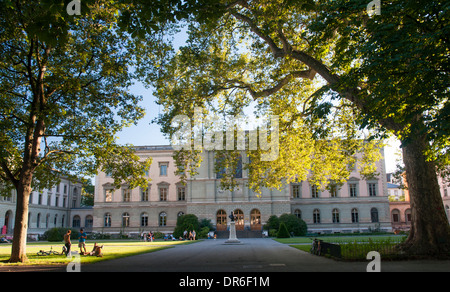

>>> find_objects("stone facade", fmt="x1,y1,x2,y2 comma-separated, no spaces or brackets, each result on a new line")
93,145,393,235
0,177,87,238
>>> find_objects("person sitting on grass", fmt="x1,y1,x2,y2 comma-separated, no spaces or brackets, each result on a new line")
88,242,104,257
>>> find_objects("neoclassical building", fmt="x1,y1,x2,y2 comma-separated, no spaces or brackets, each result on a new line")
0,177,89,239
93,145,392,235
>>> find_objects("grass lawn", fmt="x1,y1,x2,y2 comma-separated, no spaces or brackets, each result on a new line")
274,234,406,245
0,240,196,266
274,234,408,260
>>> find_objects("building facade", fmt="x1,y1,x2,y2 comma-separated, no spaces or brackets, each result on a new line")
0,177,89,239
93,145,392,236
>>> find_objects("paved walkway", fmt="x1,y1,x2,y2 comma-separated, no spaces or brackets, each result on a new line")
2,238,449,272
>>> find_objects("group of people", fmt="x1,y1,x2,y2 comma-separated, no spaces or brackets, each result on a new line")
63,228,103,257
182,229,196,240
141,231,155,242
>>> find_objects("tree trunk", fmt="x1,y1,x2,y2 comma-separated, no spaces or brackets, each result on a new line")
9,181,31,263
400,133,450,256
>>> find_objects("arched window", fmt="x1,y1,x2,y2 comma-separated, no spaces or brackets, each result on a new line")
159,212,167,226
72,215,81,228
216,209,227,231
332,208,340,223
122,212,130,227
250,209,261,230
234,209,244,230
313,209,320,224
391,209,400,223
371,208,379,223
104,213,111,227
85,215,93,228
405,209,412,223
351,208,359,223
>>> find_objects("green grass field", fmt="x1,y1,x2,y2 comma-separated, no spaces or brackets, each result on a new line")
0,240,195,266
273,234,406,245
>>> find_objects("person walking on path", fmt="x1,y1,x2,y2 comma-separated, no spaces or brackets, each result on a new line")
64,230,71,256
78,228,87,255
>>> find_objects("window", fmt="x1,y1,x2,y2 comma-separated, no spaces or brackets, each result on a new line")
159,187,168,201
104,213,111,227
72,215,81,228
159,162,168,176
38,193,42,205
234,155,242,178
313,209,320,224
55,195,59,207
371,208,379,223
63,184,67,194
47,193,52,206
351,208,359,223
294,209,302,219
105,189,113,202
332,208,340,223
72,195,77,208
330,184,338,198
392,210,400,223
177,186,186,201
159,212,167,226
37,213,41,228
123,189,131,202
405,209,412,223
85,216,93,228
141,213,148,227
292,184,301,198
178,211,185,217
122,213,130,227
349,183,358,197
311,185,319,198
444,189,448,197
368,183,377,196
141,187,149,202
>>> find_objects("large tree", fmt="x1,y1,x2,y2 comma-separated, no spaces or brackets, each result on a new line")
126,0,449,255
0,0,155,262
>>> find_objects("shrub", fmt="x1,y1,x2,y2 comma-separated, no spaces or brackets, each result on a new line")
43,227,79,242
173,214,200,238
279,213,307,236
198,226,210,239
264,215,280,231
277,223,291,238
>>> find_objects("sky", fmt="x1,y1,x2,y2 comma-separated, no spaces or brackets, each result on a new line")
115,27,403,176
115,80,403,174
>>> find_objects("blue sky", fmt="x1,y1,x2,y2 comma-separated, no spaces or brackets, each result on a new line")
115,81,402,174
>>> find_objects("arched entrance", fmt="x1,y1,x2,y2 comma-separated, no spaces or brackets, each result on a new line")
3,210,13,234
234,209,244,231
250,209,261,231
216,209,227,231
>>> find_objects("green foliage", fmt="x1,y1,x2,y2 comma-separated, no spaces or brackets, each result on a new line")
42,228,79,242
265,215,280,231
173,214,200,238
279,214,308,236
276,222,290,238
267,214,307,237
198,226,210,239
0,0,158,193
